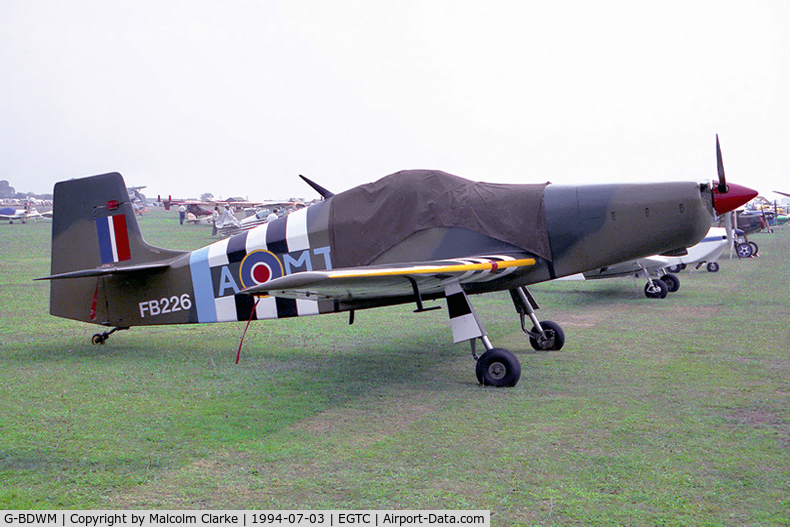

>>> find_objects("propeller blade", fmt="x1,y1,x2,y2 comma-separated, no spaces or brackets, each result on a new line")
711,135,757,215
716,134,728,194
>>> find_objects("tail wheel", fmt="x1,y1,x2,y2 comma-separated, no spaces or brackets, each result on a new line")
475,348,521,387
91,334,106,345
528,320,565,351
706,262,720,272
644,279,668,299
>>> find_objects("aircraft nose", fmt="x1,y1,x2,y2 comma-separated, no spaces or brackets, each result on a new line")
712,182,758,215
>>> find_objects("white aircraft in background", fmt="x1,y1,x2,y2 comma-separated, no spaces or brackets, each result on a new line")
0,205,50,223
561,227,730,299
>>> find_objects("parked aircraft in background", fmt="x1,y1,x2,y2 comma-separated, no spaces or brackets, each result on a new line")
736,210,770,235
37,138,756,387
157,197,214,219
127,185,149,216
0,205,50,223
159,194,310,234
665,227,729,273
237,200,307,232
159,195,267,213
574,227,730,298
715,210,767,258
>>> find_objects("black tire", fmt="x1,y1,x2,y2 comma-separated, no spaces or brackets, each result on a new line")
660,273,680,293
92,334,105,345
748,241,759,256
528,320,565,351
475,348,521,387
706,262,720,272
736,243,753,258
667,264,683,273
644,279,668,299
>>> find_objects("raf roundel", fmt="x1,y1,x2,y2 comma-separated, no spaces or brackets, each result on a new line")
239,250,284,289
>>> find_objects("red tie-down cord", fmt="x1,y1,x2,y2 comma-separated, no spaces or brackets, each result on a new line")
236,297,261,364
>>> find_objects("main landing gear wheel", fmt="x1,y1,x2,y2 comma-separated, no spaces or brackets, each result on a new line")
475,348,521,387
736,242,753,258
528,320,565,351
660,273,680,293
644,279,668,299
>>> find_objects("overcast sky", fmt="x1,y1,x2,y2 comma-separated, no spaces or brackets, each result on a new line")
2,1,788,202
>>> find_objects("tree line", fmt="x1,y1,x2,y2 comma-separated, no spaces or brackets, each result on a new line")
0,180,53,200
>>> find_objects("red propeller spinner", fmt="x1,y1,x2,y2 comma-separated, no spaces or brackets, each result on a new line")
711,134,758,215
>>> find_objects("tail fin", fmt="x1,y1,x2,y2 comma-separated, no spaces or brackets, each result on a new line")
44,172,184,323
50,173,181,274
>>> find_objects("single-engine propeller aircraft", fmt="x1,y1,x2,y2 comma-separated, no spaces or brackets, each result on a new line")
37,137,756,387
158,198,214,222
569,226,731,299
0,204,49,223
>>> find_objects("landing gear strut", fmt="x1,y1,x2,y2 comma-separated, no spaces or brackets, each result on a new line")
644,278,668,299
510,286,565,351
643,272,680,299
443,281,565,388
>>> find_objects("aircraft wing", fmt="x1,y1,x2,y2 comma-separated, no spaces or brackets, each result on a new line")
240,256,536,301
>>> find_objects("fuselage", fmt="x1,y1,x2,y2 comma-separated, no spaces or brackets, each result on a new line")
48,173,716,328
543,181,713,279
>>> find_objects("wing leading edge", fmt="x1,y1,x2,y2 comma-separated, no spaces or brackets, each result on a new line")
240,256,537,302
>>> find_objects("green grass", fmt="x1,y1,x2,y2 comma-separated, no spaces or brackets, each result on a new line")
1,210,789,525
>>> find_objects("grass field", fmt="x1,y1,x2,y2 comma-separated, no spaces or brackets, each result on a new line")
1,209,788,525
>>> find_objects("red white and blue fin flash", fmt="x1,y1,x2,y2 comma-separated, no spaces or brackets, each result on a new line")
96,215,131,264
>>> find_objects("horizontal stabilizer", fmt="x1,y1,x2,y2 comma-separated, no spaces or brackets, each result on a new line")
35,261,173,281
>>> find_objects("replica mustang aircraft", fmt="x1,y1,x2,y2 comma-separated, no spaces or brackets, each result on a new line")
37,139,756,387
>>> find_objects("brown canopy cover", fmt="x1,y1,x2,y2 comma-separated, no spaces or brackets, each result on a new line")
328,170,551,268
